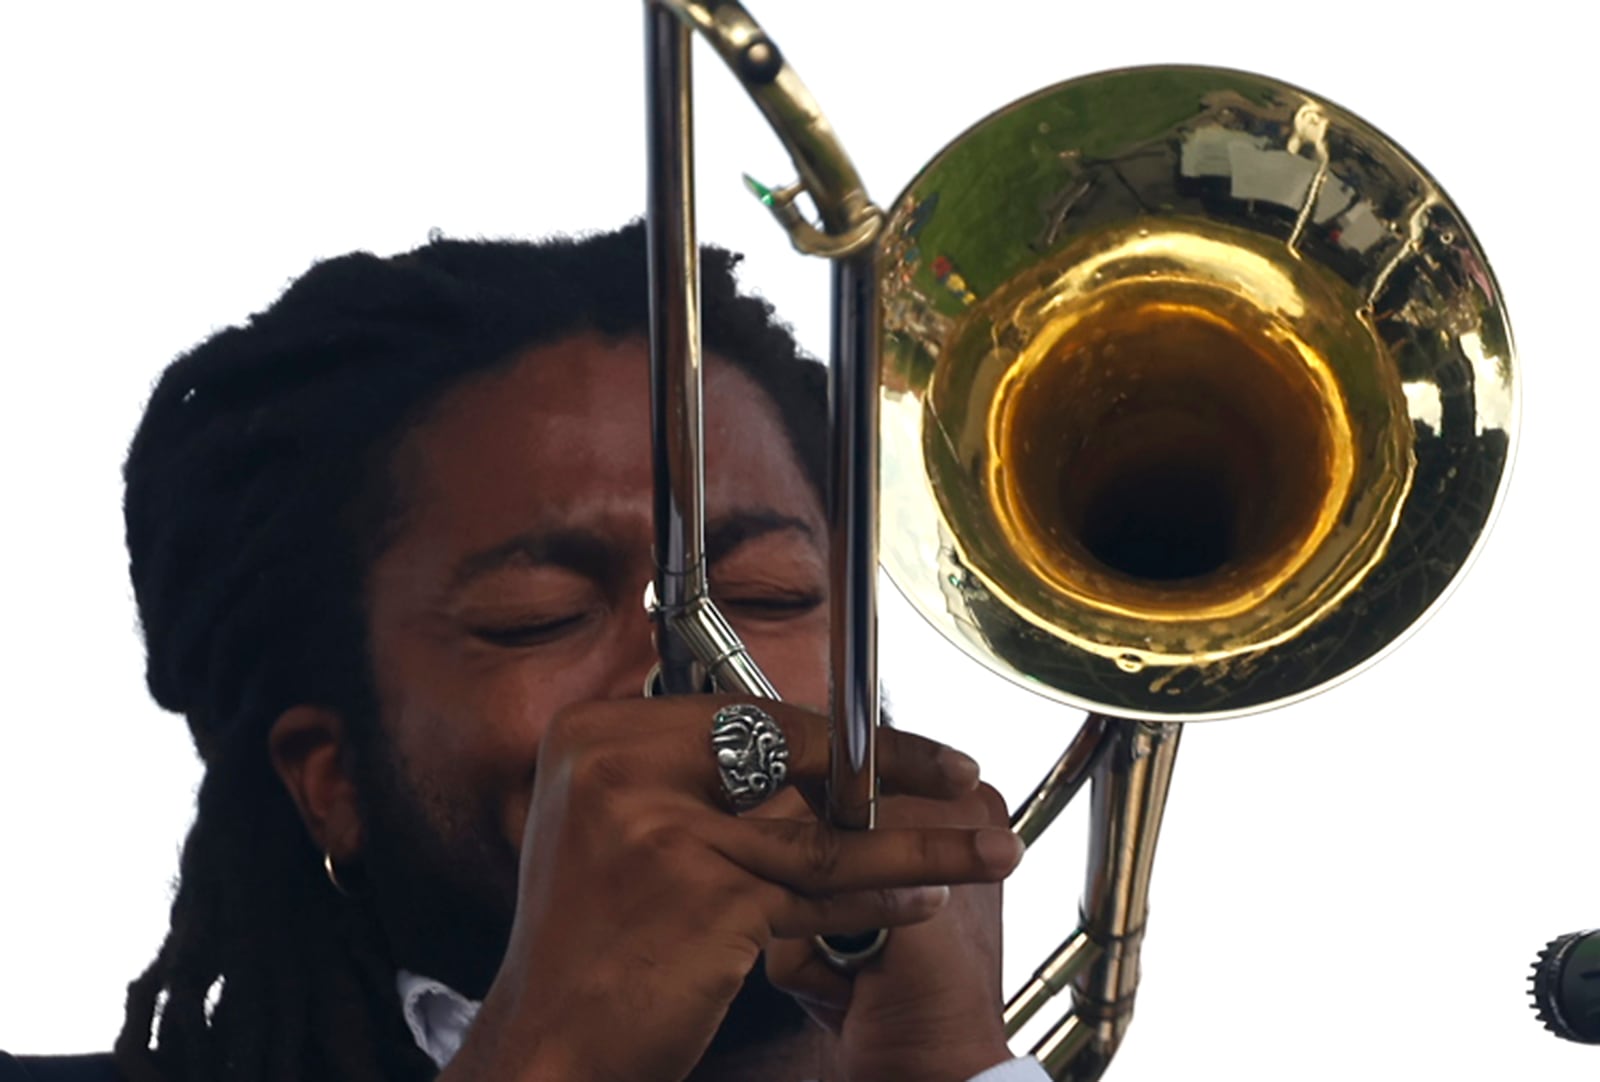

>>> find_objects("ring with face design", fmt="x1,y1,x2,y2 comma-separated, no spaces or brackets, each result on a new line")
710,703,790,812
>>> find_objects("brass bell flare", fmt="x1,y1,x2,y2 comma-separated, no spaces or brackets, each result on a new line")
878,65,1516,721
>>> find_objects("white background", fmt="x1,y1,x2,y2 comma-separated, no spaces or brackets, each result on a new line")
1,1,1594,1079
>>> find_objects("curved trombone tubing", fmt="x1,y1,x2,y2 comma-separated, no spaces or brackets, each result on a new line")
1006,720,1182,1079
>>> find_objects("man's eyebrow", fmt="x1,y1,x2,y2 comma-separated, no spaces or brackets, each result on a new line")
444,512,812,592
705,510,816,565
447,529,619,591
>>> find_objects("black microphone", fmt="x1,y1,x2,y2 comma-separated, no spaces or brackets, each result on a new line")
1530,930,1600,1044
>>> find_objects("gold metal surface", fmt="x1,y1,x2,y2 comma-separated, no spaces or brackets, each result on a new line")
879,66,1515,720
660,0,883,254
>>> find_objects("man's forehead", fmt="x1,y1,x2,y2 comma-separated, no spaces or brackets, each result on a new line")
386,335,822,563
432,336,787,455
506,333,772,406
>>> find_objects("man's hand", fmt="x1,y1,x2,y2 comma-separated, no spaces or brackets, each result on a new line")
763,781,1018,1082
437,697,1022,1082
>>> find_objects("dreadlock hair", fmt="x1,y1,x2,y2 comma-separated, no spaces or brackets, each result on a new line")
117,221,828,1082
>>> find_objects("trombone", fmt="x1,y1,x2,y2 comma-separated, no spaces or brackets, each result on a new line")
641,3,1517,1078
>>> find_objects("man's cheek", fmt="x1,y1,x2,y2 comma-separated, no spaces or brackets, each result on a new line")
752,637,829,710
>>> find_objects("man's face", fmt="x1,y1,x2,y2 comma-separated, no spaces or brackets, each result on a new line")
353,333,829,1015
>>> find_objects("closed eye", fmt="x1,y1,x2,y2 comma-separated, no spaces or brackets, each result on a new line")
472,613,590,648
716,593,823,619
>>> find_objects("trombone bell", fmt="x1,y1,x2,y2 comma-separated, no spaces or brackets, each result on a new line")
879,66,1515,721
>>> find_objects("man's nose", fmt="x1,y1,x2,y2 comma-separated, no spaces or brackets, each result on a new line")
600,601,662,700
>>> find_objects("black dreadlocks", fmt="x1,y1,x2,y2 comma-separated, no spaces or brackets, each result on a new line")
117,222,828,1082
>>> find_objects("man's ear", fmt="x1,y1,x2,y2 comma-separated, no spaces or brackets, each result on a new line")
268,705,363,862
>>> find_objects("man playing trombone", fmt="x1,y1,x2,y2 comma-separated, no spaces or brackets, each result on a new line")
0,224,1046,1082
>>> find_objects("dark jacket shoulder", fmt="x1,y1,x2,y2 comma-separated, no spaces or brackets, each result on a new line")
0,1054,123,1082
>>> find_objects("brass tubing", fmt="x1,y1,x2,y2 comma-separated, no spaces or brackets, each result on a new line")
657,0,880,251
1011,714,1114,846
1080,722,1181,946
644,3,708,696
1031,720,1181,1080
1034,1014,1093,1081
1004,928,1099,1037
672,596,779,698
825,253,881,829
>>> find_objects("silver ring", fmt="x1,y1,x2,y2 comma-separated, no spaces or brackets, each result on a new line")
711,703,790,812
814,928,890,972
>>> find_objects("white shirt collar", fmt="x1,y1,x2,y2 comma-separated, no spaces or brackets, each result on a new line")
395,969,1049,1082
396,969,482,1069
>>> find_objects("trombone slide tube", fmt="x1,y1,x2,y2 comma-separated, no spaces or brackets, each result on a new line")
645,0,887,963
644,1,780,701
826,252,880,828
644,4,711,697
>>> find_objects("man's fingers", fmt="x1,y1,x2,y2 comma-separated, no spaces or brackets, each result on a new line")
561,696,983,809
707,701,980,798
708,815,1025,894
876,729,983,798
763,727,978,819
768,883,952,938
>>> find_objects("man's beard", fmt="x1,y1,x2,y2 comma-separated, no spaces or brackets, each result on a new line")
347,714,813,1060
